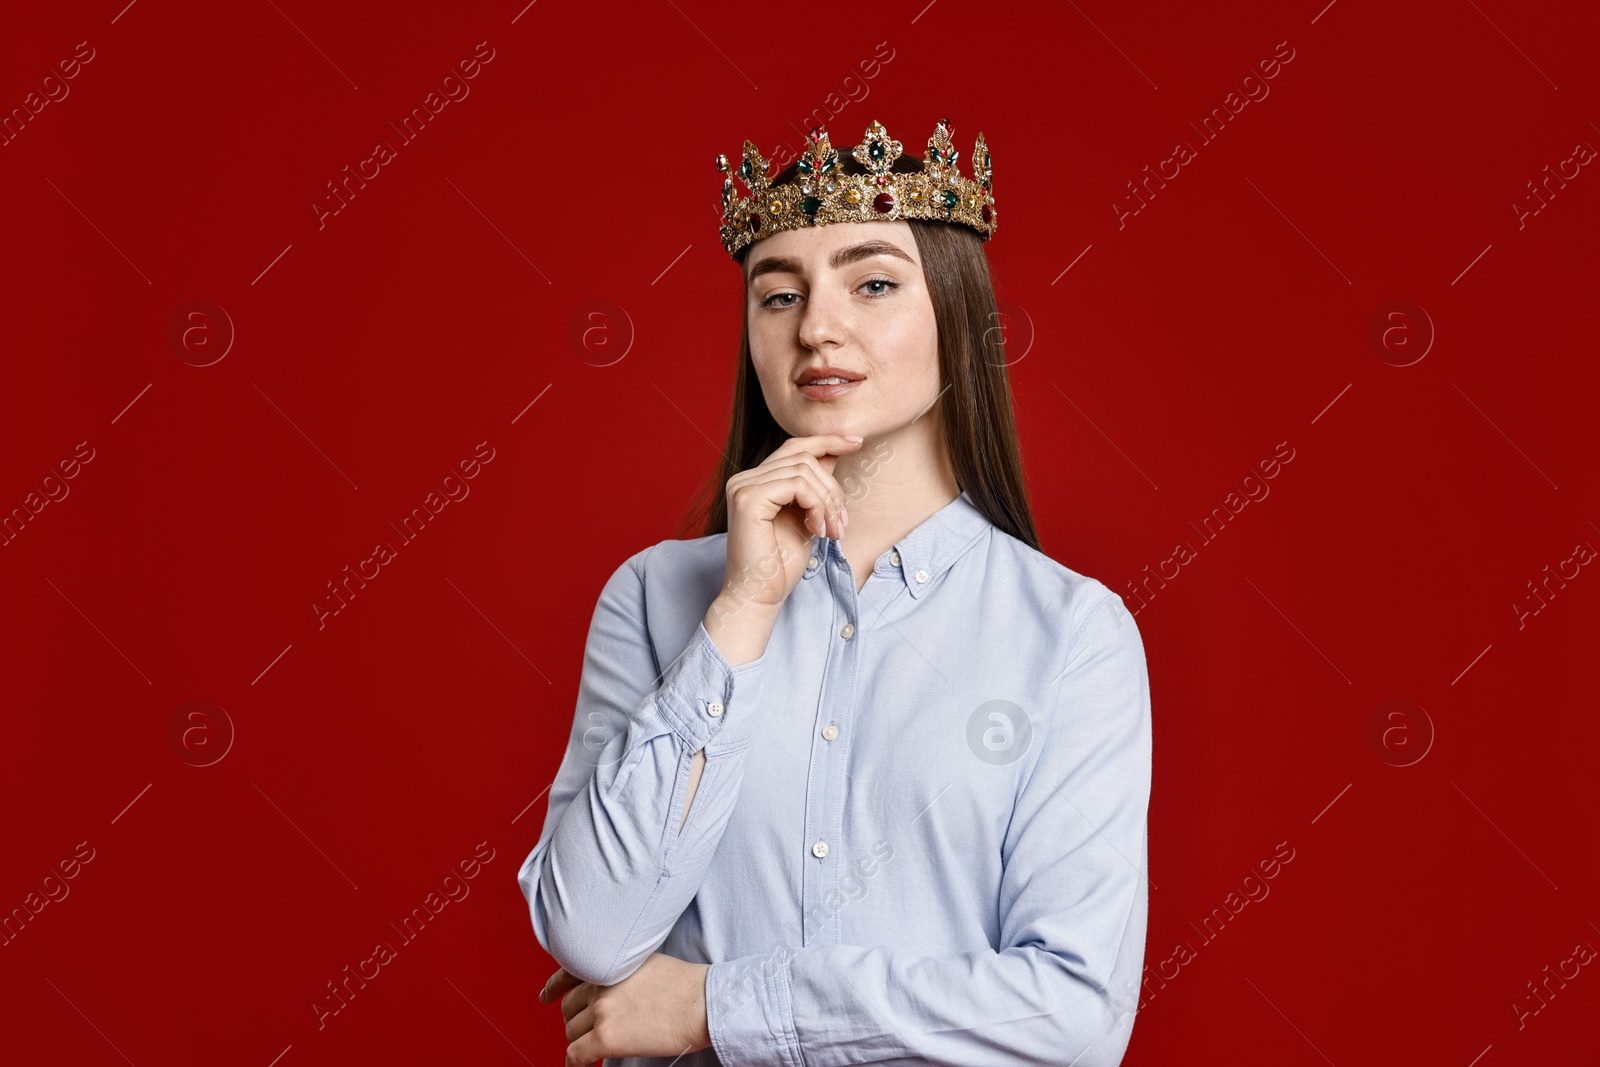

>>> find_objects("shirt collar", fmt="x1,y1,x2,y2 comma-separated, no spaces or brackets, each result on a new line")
806,488,992,599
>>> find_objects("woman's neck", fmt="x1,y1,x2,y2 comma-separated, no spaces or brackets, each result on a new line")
829,418,960,581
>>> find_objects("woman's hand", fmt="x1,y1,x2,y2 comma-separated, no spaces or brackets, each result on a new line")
722,432,863,611
539,953,713,1067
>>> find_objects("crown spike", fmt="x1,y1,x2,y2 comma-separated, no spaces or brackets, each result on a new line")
852,119,904,177
925,119,961,177
972,132,995,230
736,140,773,194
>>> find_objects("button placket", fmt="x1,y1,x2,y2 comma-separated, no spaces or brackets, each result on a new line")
802,545,864,945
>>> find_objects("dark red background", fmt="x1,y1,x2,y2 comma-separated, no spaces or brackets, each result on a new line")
3,1,1596,1063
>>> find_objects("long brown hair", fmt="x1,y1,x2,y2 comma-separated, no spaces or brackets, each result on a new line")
679,150,1039,552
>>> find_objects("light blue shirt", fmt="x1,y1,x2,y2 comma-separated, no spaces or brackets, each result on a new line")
517,489,1152,1066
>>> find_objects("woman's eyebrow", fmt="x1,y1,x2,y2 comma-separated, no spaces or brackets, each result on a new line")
747,240,915,283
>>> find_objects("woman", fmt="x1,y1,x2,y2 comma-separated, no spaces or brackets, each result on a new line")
517,119,1153,1067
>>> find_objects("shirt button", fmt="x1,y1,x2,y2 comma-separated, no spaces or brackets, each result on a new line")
890,550,901,566
806,555,819,571
811,840,829,858
913,569,929,584
839,622,855,639
821,723,838,740
707,701,724,717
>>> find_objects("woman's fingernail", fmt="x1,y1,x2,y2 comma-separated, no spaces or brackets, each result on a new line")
841,508,849,528
844,435,863,442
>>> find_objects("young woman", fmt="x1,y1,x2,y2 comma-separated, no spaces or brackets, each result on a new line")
518,119,1153,1067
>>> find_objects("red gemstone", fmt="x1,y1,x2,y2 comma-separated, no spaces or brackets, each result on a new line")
873,192,895,213
750,214,762,232
876,175,888,186
981,205,991,224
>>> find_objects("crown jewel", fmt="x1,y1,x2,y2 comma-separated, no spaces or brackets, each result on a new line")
715,118,997,259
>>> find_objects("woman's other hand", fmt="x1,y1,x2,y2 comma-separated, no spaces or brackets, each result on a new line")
539,953,712,1067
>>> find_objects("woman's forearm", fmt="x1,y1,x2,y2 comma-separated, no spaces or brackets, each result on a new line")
703,594,781,668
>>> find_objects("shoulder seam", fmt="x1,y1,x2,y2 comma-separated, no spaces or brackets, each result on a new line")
1065,590,1120,662
1049,589,1126,694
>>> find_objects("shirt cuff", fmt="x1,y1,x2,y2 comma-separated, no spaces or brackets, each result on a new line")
705,949,804,1067
652,619,767,753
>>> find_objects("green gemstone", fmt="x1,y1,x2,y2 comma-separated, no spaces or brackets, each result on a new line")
801,196,821,215
740,159,753,181
943,190,958,207
870,141,884,162
798,159,813,175
821,158,835,173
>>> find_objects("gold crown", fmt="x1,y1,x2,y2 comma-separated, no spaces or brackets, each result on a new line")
715,118,997,259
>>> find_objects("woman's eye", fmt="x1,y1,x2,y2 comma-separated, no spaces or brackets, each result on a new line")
760,278,899,309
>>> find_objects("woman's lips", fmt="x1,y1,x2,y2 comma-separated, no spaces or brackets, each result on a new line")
797,379,863,400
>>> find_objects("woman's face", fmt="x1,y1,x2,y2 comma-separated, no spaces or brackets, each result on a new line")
744,220,941,442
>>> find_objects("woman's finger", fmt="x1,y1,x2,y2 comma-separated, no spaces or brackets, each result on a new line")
540,965,582,1003
739,462,846,539
731,474,829,544
779,450,854,531
563,997,596,1042
753,432,863,474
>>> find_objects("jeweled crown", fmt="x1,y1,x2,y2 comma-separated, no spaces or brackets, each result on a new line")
715,118,997,259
